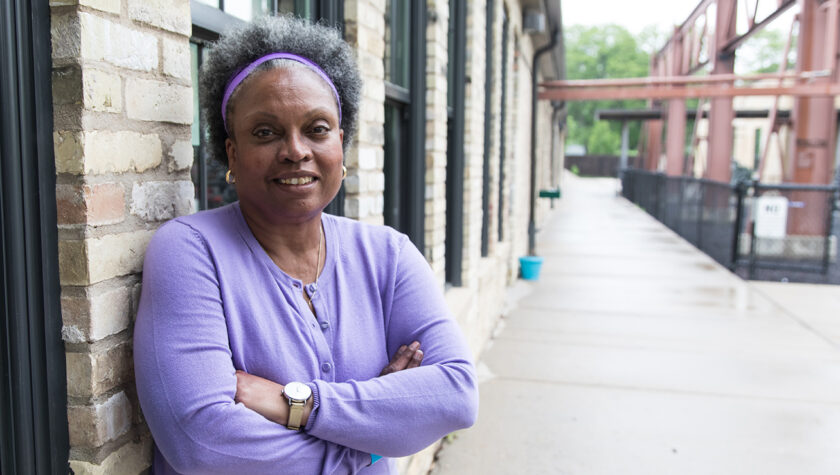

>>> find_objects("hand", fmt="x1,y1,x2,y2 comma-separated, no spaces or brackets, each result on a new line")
234,370,312,427
379,341,423,376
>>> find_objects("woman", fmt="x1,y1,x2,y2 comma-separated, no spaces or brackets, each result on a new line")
133,15,478,475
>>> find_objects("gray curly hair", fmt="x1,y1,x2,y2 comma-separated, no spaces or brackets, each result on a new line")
199,15,362,166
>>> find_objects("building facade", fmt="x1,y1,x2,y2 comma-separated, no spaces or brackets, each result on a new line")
1,0,564,473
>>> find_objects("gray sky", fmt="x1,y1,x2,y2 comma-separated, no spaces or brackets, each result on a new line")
562,0,702,34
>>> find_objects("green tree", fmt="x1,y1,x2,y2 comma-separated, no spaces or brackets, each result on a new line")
564,24,651,155
587,120,621,155
736,28,795,74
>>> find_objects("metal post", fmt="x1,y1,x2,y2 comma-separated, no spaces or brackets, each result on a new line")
620,120,629,179
731,182,745,270
706,0,737,183
665,30,687,176
822,187,837,274
528,30,559,256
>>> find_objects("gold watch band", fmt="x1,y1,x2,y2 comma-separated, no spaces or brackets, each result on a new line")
287,401,304,430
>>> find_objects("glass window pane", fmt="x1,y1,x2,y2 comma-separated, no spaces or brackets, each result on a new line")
384,0,410,89
224,0,273,21
194,0,220,7
190,42,200,147
278,0,295,14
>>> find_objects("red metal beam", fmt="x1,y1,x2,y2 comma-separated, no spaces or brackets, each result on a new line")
538,83,840,101
540,70,827,89
721,0,797,53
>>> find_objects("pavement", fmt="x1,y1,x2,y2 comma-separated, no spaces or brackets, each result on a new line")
432,175,840,475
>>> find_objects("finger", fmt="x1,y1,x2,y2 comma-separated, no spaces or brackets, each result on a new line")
405,349,423,369
393,341,421,369
381,343,418,376
380,346,408,376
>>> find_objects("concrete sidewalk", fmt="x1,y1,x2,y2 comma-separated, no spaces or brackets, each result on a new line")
432,176,840,475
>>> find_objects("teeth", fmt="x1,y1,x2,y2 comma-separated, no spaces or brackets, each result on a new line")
278,177,314,185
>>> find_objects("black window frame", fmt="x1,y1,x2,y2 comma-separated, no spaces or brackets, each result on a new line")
1,0,69,473
383,0,427,252
189,0,346,215
480,0,495,257
498,8,510,242
445,0,466,286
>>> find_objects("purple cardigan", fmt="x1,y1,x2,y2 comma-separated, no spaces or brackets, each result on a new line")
133,203,478,474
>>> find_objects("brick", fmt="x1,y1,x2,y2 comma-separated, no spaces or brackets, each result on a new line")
67,391,132,447
169,140,193,171
81,0,121,14
52,66,83,106
56,184,87,225
80,12,158,71
61,285,132,343
125,78,192,124
51,13,81,61
162,36,190,80
127,0,190,35
66,341,132,398
69,438,152,475
130,181,193,221
59,230,154,286
84,131,162,174
58,183,125,226
54,131,85,174
59,239,89,285
83,69,122,113
87,230,155,284
85,183,125,225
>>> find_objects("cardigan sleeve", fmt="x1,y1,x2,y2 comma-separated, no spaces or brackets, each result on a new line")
133,221,371,475
304,236,479,457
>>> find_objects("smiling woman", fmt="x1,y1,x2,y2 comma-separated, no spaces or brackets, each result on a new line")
133,15,478,475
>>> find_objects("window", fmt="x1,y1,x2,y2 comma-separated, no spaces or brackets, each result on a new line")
1,1,68,472
498,8,510,242
383,0,426,251
480,0,495,257
445,0,466,285
189,0,345,213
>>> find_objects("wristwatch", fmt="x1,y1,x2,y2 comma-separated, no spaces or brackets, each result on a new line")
282,382,312,431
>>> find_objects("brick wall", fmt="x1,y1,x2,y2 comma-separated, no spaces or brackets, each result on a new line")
343,0,387,225
425,0,450,284
50,0,193,472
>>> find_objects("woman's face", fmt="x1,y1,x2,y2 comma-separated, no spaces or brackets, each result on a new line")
225,66,344,225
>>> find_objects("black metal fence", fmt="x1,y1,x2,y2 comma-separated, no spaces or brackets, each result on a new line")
621,169,839,283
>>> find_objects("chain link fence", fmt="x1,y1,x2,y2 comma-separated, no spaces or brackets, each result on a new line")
620,169,840,283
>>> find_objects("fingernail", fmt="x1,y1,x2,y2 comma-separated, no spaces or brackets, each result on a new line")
399,345,407,353
409,341,420,350
413,350,423,359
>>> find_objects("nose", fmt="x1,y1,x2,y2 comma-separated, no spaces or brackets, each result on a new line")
279,131,311,163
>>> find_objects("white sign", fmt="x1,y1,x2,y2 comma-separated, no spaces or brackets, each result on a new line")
754,195,789,239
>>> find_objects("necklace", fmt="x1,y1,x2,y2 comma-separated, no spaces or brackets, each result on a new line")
308,223,323,299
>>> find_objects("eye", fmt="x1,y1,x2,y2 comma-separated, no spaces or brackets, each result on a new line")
311,124,330,135
253,127,273,138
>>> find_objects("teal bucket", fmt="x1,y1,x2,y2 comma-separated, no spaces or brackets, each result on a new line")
519,256,544,281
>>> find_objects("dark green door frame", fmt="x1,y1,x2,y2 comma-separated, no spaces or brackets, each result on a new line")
0,0,70,473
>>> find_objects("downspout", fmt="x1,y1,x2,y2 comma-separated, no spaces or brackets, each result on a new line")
528,29,560,256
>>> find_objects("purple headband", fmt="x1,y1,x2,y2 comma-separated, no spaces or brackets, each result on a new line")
221,52,342,132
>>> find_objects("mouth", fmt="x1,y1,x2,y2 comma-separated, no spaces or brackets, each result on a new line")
272,176,317,186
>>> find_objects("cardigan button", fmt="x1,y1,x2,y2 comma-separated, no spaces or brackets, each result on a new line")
320,321,330,330
321,362,332,373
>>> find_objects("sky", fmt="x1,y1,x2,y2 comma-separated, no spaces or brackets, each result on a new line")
562,0,703,34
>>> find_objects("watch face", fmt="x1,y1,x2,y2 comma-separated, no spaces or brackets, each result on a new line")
284,382,312,401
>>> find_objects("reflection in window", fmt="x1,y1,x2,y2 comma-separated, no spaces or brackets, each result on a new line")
228,0,274,21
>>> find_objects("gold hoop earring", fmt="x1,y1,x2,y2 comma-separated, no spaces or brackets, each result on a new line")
225,170,236,184
341,165,347,180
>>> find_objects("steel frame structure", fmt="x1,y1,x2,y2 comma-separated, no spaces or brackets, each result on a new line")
541,0,840,185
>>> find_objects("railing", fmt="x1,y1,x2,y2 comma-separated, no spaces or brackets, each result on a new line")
621,169,839,282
